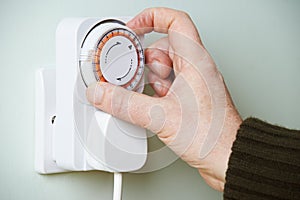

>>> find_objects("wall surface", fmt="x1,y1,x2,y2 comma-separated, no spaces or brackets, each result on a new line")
0,0,299,200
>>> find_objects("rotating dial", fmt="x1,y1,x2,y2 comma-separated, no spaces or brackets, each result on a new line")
79,21,144,91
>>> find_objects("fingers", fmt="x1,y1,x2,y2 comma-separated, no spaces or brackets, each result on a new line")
128,7,205,77
86,82,165,132
148,71,173,97
127,7,202,44
145,37,172,79
144,37,173,96
147,60,172,79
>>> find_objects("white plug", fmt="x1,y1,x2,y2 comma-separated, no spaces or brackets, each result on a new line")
35,17,147,174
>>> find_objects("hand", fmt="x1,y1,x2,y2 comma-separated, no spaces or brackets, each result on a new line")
86,7,242,191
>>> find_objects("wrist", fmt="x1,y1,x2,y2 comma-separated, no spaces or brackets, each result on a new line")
198,106,242,191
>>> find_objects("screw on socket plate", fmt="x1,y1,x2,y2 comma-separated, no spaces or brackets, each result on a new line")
51,116,56,124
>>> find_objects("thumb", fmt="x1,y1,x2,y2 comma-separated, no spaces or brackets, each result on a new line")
86,82,165,132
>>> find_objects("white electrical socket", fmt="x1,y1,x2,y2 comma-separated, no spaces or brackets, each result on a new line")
35,17,147,174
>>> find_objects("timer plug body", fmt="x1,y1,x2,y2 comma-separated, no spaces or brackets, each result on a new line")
35,17,147,174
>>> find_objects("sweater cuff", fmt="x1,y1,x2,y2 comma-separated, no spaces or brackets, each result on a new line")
224,118,300,200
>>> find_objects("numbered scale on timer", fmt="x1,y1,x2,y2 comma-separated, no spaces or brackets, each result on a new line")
79,20,145,92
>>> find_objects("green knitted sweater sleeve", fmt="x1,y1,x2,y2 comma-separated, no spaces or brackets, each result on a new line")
223,118,300,200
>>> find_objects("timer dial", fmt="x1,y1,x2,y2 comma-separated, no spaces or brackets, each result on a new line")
79,21,144,91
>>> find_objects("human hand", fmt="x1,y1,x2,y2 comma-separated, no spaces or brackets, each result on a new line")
86,7,242,191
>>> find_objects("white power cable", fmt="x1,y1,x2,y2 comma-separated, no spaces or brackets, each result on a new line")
113,172,122,200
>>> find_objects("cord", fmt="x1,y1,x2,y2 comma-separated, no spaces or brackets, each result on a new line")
113,172,122,200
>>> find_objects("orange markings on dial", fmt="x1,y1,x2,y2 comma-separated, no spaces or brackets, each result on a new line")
93,30,142,90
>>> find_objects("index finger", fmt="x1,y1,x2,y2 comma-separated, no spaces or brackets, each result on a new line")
127,7,202,45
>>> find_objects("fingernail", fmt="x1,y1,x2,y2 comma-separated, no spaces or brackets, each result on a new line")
154,81,162,91
86,83,104,105
152,60,161,68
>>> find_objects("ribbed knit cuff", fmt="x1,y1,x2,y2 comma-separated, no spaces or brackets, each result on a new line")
224,118,300,200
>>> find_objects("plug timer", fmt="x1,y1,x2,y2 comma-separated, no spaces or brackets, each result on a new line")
35,17,147,175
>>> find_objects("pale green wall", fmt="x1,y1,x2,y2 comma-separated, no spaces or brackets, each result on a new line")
0,0,299,200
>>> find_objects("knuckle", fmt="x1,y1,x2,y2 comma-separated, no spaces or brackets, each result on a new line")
97,84,112,111
110,87,128,117
178,10,191,19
